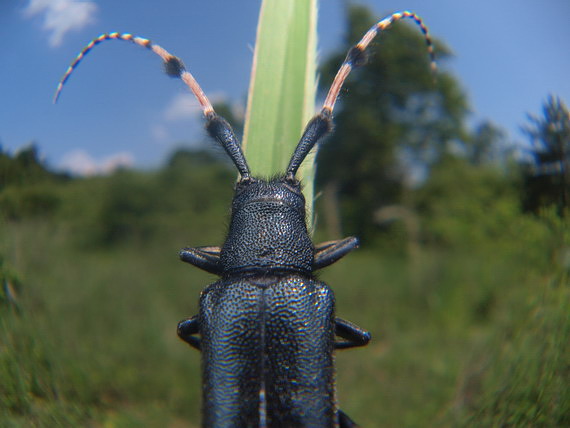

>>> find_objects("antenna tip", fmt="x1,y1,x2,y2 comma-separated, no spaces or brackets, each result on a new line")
53,85,63,104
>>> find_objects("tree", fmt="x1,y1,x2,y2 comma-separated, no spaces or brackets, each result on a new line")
466,121,509,167
522,95,570,214
316,5,469,243
0,144,68,219
0,144,65,189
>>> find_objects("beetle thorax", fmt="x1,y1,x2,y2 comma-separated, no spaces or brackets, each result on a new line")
220,178,314,275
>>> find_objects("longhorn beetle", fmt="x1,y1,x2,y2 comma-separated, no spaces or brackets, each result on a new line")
55,10,435,428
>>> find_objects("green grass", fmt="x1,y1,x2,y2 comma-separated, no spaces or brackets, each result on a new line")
328,247,568,427
1,220,205,426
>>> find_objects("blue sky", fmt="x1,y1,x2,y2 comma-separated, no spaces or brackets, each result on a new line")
1,0,569,175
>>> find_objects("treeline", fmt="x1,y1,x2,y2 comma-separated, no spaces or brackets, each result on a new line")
1,147,234,248
1,6,568,251
315,5,568,248
0,145,69,220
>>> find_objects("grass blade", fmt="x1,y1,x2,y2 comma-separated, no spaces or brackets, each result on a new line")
243,0,318,221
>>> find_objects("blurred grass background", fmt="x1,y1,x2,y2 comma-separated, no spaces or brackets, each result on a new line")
1,2,569,427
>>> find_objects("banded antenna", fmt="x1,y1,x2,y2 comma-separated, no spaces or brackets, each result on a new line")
53,33,251,178
54,11,436,180
53,32,214,116
286,10,437,177
322,10,436,114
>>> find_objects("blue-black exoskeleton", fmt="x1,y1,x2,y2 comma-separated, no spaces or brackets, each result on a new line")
178,111,370,427
54,10,435,428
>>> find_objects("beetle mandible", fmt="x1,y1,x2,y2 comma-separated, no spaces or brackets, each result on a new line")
55,10,435,428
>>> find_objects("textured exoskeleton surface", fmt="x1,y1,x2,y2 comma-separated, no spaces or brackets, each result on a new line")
200,274,336,427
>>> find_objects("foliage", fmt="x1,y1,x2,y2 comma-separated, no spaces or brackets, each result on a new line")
0,145,67,220
0,184,61,220
59,149,234,248
415,155,521,247
453,271,569,427
521,95,570,214
0,145,67,189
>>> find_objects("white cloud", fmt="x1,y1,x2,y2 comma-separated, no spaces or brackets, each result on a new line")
151,91,230,144
163,91,227,122
59,149,134,176
163,93,203,121
151,124,170,143
24,0,98,47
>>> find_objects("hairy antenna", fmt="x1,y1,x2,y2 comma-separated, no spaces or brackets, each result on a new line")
321,10,436,114
285,10,436,177
54,32,251,177
53,32,214,117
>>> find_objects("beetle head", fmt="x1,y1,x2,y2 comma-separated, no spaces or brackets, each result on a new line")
220,176,313,275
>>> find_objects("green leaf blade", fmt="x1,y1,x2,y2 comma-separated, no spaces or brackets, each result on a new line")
243,0,318,220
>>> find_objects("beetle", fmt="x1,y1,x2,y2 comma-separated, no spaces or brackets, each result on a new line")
55,10,435,428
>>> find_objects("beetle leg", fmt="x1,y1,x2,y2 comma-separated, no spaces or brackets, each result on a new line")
338,409,360,428
314,237,359,270
335,317,371,350
177,315,201,351
179,246,222,274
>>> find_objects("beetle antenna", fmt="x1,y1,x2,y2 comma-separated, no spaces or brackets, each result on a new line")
321,10,436,115
53,33,214,115
54,33,251,177
287,11,435,178
286,110,333,177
